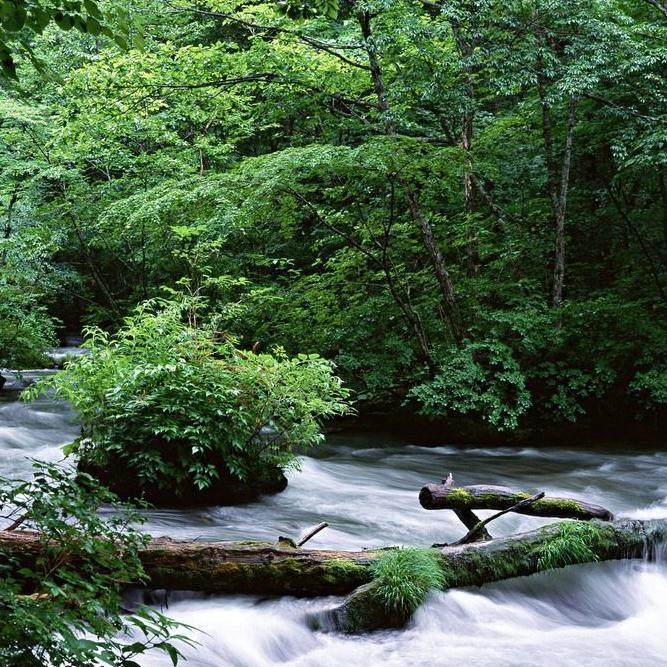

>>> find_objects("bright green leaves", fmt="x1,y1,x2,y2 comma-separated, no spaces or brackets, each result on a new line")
27,295,351,495
0,461,194,665
278,0,340,19
408,341,532,431
3,0,667,432
0,0,132,79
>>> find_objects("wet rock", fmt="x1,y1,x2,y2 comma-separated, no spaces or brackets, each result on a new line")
78,459,288,507
308,581,407,633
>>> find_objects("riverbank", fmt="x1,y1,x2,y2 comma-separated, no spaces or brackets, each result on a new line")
331,400,665,447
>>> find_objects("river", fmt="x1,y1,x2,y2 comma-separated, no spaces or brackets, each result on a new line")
1,377,667,666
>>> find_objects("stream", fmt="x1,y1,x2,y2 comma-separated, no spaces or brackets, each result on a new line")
2,367,667,666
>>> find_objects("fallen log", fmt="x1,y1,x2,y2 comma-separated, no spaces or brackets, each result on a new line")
315,518,667,632
420,483,614,521
451,491,545,545
0,530,373,596
1,517,664,613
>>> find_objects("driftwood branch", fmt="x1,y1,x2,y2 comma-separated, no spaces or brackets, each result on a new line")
4,513,27,532
420,483,613,521
452,491,545,545
297,522,329,547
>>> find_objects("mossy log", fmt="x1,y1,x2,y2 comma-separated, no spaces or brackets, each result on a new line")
419,483,614,520
315,518,667,632
0,530,373,596
1,517,664,604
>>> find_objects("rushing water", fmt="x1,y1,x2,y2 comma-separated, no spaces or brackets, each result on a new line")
1,374,667,667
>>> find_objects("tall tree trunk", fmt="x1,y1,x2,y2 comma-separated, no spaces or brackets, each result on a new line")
382,264,435,371
359,11,465,344
59,182,121,316
552,97,577,308
1,189,18,267
288,186,435,370
462,116,480,278
451,19,480,278
537,45,578,309
659,167,667,256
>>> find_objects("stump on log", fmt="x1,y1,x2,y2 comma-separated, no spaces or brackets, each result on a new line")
419,483,614,521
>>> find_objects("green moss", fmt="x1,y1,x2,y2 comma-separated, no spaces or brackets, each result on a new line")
532,498,584,515
446,488,474,503
277,537,297,548
321,559,369,584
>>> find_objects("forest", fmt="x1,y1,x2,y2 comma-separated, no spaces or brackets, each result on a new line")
0,0,666,665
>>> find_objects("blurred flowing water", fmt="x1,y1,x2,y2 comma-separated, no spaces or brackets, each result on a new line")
2,374,667,667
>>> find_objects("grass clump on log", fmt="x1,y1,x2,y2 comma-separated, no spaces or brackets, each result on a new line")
536,521,600,571
370,548,447,617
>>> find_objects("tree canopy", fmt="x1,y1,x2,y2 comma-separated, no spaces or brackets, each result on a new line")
2,0,666,429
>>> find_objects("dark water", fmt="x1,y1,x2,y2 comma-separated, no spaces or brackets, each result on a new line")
2,374,666,666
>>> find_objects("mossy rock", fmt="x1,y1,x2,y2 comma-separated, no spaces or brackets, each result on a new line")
308,581,409,633
78,459,288,507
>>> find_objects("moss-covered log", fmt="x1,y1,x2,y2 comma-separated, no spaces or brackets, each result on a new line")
314,518,667,632
419,483,614,520
2,517,664,604
0,531,374,596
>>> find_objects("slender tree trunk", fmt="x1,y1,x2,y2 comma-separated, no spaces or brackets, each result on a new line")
359,11,465,344
1,190,18,267
451,19,480,278
659,167,667,256
552,97,578,308
642,0,667,20
462,117,480,279
537,40,578,309
59,183,121,316
608,185,667,302
382,265,435,371
402,187,465,343
287,186,435,370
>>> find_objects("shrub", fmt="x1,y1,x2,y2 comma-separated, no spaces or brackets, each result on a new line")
0,287,57,369
26,297,351,496
0,461,192,665
408,341,532,430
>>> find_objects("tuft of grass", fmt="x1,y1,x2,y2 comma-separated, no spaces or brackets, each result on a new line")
370,548,447,617
536,521,600,571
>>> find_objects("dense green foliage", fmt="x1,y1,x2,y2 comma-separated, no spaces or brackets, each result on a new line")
0,0,130,78
27,297,350,494
2,0,666,429
0,461,191,665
